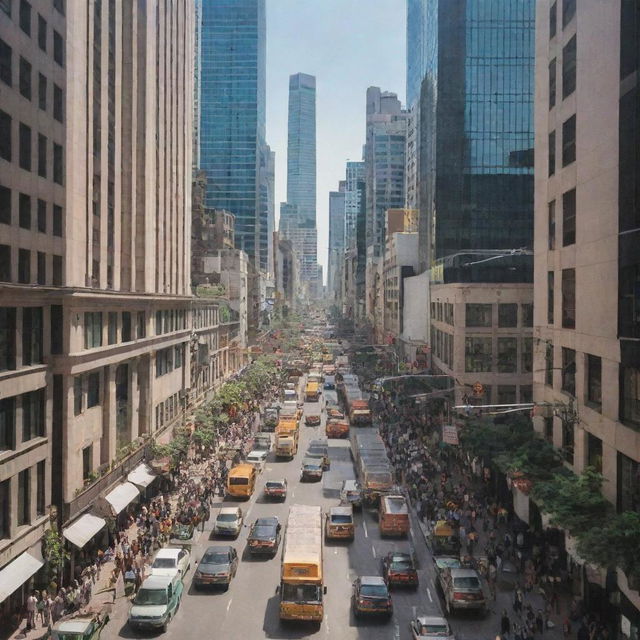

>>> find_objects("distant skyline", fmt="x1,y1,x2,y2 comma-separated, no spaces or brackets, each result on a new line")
266,0,406,281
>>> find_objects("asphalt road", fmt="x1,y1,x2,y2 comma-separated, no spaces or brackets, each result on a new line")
104,386,505,640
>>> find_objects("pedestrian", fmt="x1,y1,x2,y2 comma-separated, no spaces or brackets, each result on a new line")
26,590,38,629
501,610,511,638
513,586,524,614
536,609,545,635
41,590,52,629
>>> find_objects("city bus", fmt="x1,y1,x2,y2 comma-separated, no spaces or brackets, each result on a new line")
279,504,325,622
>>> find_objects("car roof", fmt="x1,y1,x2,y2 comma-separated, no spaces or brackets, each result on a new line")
155,548,181,559
218,507,241,515
302,457,322,466
416,615,448,625
309,439,327,446
141,574,173,589
266,478,286,484
450,568,479,577
329,506,353,515
342,479,359,488
203,545,233,554
360,576,386,585
254,517,278,526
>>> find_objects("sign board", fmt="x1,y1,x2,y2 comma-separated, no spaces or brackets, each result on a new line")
442,424,459,445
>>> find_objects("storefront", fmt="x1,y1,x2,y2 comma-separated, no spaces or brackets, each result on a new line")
62,513,108,582
127,463,158,499
0,547,45,629
98,482,140,529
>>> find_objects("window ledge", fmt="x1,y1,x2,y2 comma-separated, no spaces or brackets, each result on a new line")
583,400,602,414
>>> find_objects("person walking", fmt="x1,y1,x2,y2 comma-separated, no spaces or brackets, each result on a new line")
513,585,524,615
501,610,512,639
26,590,38,630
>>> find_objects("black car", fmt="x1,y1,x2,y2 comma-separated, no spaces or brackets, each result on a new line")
247,517,281,556
352,576,393,618
382,551,419,588
193,546,238,590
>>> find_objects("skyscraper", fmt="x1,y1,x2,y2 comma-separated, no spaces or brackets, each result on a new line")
199,0,267,268
327,187,346,299
344,161,365,250
406,0,429,109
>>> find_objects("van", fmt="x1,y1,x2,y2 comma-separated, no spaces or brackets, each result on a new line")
226,463,257,499
128,574,183,632
325,506,355,540
379,495,410,537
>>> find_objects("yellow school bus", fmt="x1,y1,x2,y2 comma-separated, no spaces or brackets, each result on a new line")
226,463,257,499
279,505,324,622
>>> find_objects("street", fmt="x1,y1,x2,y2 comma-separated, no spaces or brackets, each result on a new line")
98,386,544,640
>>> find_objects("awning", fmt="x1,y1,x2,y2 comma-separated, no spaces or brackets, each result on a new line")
104,482,139,515
62,513,106,549
0,552,44,603
127,463,157,489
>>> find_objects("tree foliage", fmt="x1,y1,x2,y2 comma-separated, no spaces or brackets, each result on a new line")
42,527,70,587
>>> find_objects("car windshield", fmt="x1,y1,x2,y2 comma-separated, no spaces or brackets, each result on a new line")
152,558,176,569
229,477,249,485
421,624,449,635
266,482,284,489
202,552,229,564
390,558,413,570
360,584,389,598
331,515,352,524
217,514,238,522
304,462,322,470
134,588,168,606
453,576,481,589
281,583,322,603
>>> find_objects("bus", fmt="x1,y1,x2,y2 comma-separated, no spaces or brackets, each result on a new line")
305,381,320,402
279,504,325,622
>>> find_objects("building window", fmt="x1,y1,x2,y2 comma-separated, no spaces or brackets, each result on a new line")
137,311,145,339
22,388,44,440
73,375,82,415
562,188,576,246
38,73,46,110
520,385,533,403
19,0,30,36
52,254,62,285
561,268,576,329
50,305,62,353
522,304,533,328
53,29,63,66
0,397,15,451
36,251,45,284
36,460,45,516
465,337,492,373
174,345,182,368
545,342,554,386
550,1,557,38
53,84,63,122
544,416,554,443
466,304,492,327
498,304,518,328
17,468,30,526
586,434,603,475
84,312,102,349
497,338,517,373
562,347,576,397
108,311,117,345
82,445,92,481
562,35,577,99
549,58,556,109
53,143,63,184
19,122,31,170
0,38,10,87
522,337,533,373
562,115,576,166
52,204,62,236
497,385,517,405
585,354,602,408
22,306,42,365
0,185,9,224
548,130,556,176
53,0,64,15
18,56,30,99
0,110,11,161
37,13,46,50
548,200,556,249
37,198,46,232
18,248,30,283
87,372,100,408
621,364,640,427
621,0,640,79
37,133,46,177
0,307,16,370
0,479,9,539
562,417,575,465
18,192,30,229
155,347,174,377
548,271,555,324
618,453,640,513
121,312,132,342
562,0,576,28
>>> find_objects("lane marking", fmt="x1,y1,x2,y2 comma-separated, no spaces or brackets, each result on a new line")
362,520,368,538
372,546,377,558
427,587,433,603
226,598,233,612
412,605,417,618
394,623,400,639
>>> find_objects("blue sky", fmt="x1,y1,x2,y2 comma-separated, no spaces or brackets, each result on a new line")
266,0,406,279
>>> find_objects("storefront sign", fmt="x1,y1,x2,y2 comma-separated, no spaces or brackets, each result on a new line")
442,424,459,445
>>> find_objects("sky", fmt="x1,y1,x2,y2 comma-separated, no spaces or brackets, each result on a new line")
266,0,406,282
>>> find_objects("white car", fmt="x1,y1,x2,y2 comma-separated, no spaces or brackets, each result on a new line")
410,615,455,640
150,547,191,578
214,507,244,537
246,449,268,471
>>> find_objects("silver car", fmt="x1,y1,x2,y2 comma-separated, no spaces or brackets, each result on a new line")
410,615,455,640
213,507,244,537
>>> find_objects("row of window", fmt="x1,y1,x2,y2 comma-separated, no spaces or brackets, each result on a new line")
547,188,575,249
0,110,64,183
85,310,148,349
431,302,454,325
431,327,453,369
3,0,64,61
464,303,533,329
547,268,575,329
465,336,533,374
549,0,575,39
548,114,575,176
0,387,45,451
73,371,101,416
155,345,183,378
548,35,576,110
0,188,64,235
0,306,43,371
0,244,63,286
155,392,181,431
0,461,46,539
193,306,219,330
155,309,187,335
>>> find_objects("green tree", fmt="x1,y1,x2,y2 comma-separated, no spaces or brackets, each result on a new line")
42,527,70,588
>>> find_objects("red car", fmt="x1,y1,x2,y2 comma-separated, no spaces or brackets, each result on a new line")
382,552,419,588
263,479,287,500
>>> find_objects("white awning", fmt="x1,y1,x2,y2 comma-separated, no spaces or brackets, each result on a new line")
104,482,139,515
127,463,157,489
0,552,44,603
62,513,107,549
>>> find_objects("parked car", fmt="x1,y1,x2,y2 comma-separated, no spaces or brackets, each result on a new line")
213,507,244,537
247,517,282,556
351,576,393,619
438,567,486,616
340,479,362,509
263,478,287,500
51,607,110,640
128,574,183,632
382,551,418,588
301,457,324,482
150,547,190,578
410,615,456,640
193,545,238,590
169,522,196,548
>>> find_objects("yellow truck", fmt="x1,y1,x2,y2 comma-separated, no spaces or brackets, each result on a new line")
279,505,325,622
275,419,299,459
305,381,320,402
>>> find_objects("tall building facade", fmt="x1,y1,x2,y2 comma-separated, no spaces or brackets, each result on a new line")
406,0,429,110
327,187,346,300
344,161,365,250
533,0,640,628
198,0,267,268
0,0,195,616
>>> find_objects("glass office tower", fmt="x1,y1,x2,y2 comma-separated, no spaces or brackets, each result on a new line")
406,0,429,109
199,0,266,266
419,0,535,282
